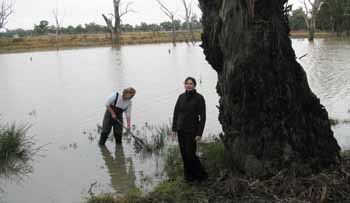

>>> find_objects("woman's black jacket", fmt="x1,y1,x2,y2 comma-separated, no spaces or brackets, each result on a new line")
172,90,206,137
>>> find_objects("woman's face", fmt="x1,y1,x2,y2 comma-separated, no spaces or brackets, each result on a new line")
184,80,195,91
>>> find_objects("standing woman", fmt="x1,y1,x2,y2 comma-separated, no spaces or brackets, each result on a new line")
172,77,208,182
99,87,136,145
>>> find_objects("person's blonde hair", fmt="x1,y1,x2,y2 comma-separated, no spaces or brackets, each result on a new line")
123,87,136,97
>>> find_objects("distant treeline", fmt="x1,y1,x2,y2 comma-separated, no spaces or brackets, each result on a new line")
289,0,350,36
0,19,203,38
2,0,350,39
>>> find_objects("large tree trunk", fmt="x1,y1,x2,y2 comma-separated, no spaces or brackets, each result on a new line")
199,0,340,177
189,22,196,44
55,28,60,50
102,14,116,44
113,0,121,44
171,19,176,45
309,18,315,41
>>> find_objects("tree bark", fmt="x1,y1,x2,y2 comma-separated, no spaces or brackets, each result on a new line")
0,1,13,30
156,0,177,46
53,9,62,50
189,22,196,44
171,18,176,45
102,14,116,44
302,0,322,42
113,0,121,44
309,18,315,41
199,0,340,177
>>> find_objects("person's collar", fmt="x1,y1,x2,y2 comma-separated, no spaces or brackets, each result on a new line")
185,89,196,95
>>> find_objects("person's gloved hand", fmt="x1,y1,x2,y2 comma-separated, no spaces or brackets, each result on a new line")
126,126,131,134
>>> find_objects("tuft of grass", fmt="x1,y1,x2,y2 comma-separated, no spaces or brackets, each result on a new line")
136,122,172,153
86,194,116,203
165,138,226,180
0,122,36,178
86,188,142,203
86,180,209,203
341,150,350,159
164,146,183,180
329,118,350,126
198,139,226,176
146,178,208,203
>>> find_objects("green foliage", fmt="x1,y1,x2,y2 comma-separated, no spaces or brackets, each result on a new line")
86,188,142,203
341,150,350,159
289,8,307,30
164,146,183,180
33,20,49,35
160,21,173,31
84,22,108,33
86,194,117,203
120,188,142,203
318,0,350,35
148,178,208,203
74,25,85,33
165,139,226,180
173,20,181,30
198,140,226,176
1,19,203,38
120,24,134,32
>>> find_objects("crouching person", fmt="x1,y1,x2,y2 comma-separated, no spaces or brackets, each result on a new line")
99,87,136,146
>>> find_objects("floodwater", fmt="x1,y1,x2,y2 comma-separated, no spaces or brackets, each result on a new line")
0,39,349,203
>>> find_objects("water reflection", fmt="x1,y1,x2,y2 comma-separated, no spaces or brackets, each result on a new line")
296,39,350,119
99,145,136,195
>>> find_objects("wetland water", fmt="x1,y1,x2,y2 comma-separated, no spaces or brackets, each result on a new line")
0,39,349,203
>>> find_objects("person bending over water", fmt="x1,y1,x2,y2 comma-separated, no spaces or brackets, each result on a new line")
172,77,208,183
99,87,136,145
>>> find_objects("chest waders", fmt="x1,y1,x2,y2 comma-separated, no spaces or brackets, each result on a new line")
99,93,125,145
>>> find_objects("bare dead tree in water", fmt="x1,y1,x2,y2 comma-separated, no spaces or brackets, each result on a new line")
0,1,13,30
301,0,323,41
53,8,63,50
102,0,134,45
156,0,177,45
181,0,196,44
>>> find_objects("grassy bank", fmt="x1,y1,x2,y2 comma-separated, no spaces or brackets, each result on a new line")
86,139,350,203
0,31,202,54
0,30,345,54
86,140,225,203
0,123,35,178
290,30,336,38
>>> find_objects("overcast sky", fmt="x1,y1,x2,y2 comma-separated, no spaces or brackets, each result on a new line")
5,0,302,30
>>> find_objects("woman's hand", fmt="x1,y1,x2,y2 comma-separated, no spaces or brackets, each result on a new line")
195,136,201,142
111,113,117,120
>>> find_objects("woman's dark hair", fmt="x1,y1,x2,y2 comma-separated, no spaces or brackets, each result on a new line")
184,77,197,87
